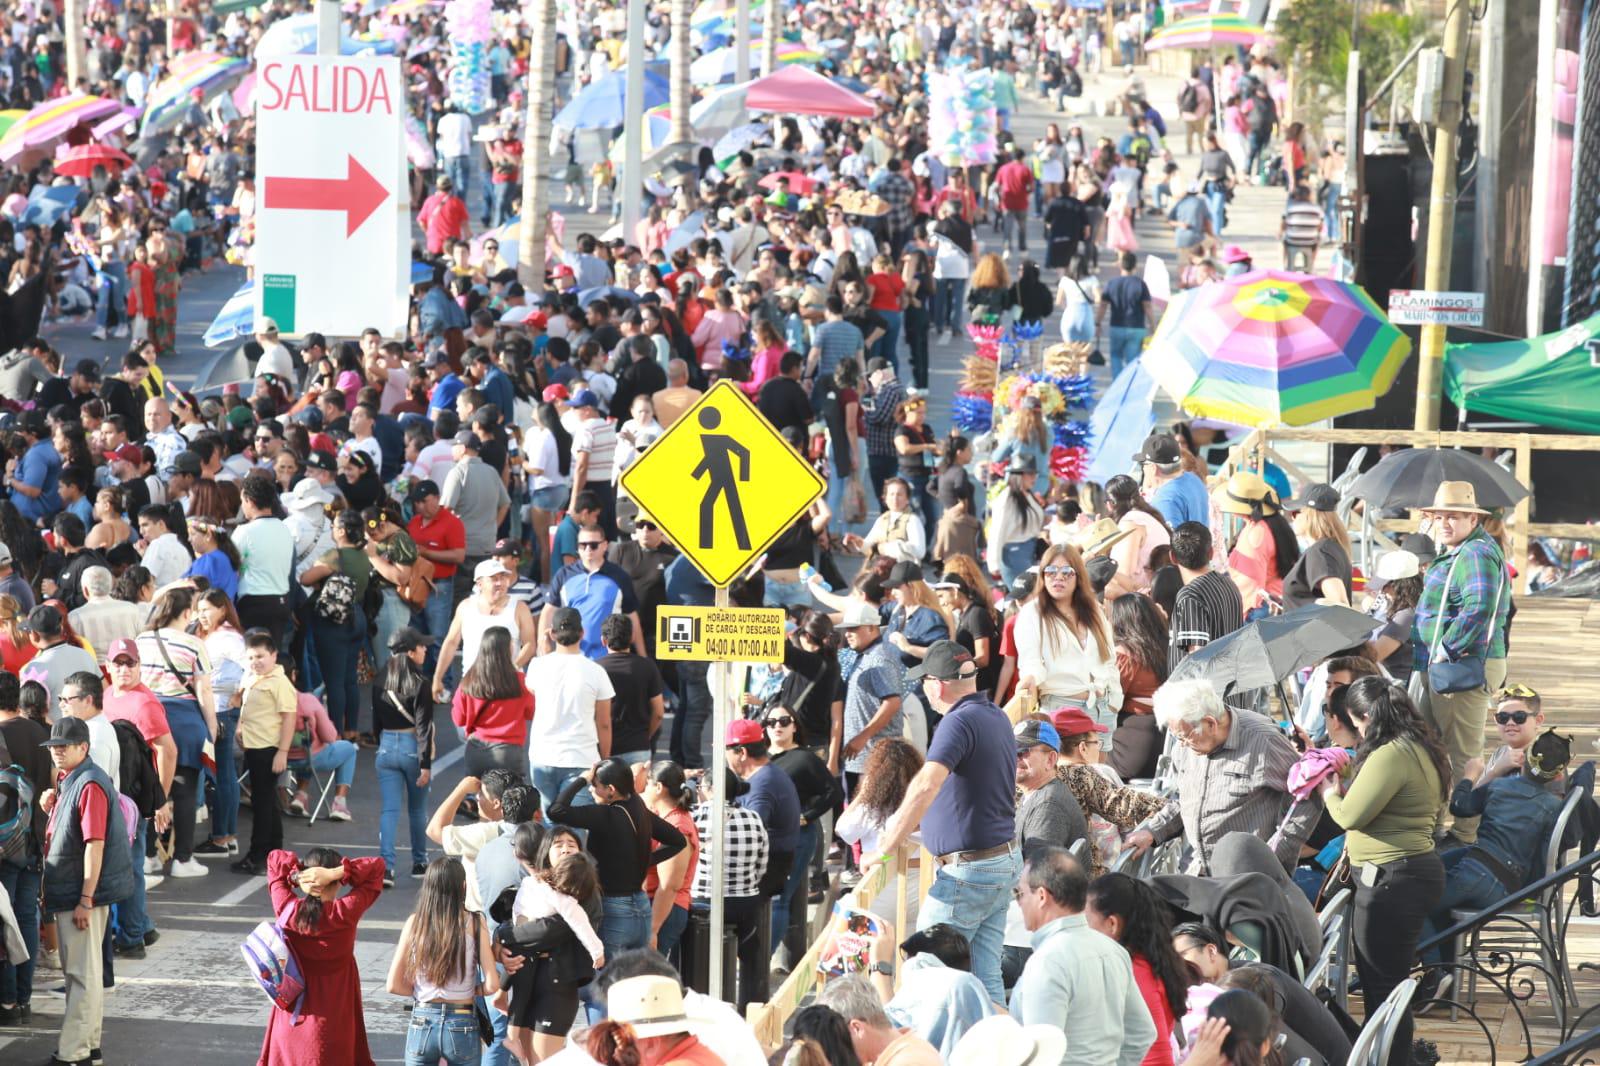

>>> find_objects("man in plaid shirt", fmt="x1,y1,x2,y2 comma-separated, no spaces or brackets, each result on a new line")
691,767,770,1009
1409,481,1512,844
868,160,916,255
863,359,905,502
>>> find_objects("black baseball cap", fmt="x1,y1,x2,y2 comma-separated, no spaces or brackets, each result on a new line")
408,479,441,502
1528,729,1573,782
73,358,101,381
18,604,63,637
1289,483,1340,512
41,716,90,748
305,450,337,473
388,626,435,654
453,430,482,449
1133,433,1181,465
550,606,583,641
491,538,522,557
172,451,202,476
905,639,977,682
881,560,923,589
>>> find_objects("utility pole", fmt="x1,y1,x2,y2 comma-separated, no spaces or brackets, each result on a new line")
621,0,646,246
735,0,751,85
1412,0,1473,431
63,0,87,88
518,0,556,288
317,0,340,56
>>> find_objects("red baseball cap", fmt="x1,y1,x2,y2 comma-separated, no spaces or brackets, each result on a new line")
108,638,140,664
726,718,766,746
104,443,142,464
1050,707,1109,736
551,264,575,280
527,310,549,330
542,383,569,403
310,432,337,455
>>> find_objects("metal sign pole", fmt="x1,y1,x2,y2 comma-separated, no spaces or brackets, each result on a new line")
708,582,731,1003
621,0,646,243
317,0,339,56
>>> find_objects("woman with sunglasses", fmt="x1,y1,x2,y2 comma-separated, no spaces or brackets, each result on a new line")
764,708,843,963
893,395,939,531
1318,676,1448,1065
1013,544,1122,742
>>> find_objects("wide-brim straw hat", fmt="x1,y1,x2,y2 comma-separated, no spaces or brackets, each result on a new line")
1213,470,1281,517
1422,479,1489,515
606,975,700,1039
1071,517,1134,558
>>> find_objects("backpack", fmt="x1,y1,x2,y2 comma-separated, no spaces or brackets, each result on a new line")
1128,134,1153,168
111,718,167,819
314,560,358,627
0,760,34,863
242,900,308,1025
1178,83,1199,114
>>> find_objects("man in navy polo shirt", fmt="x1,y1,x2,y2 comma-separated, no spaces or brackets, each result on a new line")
862,640,1019,1001
540,523,645,660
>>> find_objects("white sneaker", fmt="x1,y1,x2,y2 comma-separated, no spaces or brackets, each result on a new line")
145,873,165,888
112,323,129,338
169,858,209,878
144,856,164,875
90,326,107,340
196,805,208,824
38,948,60,971
328,797,352,822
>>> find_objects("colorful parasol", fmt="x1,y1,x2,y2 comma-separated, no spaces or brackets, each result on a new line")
0,94,125,163
745,65,875,119
0,110,26,141
55,143,135,177
141,51,250,134
1145,12,1268,51
690,41,820,84
1141,270,1412,427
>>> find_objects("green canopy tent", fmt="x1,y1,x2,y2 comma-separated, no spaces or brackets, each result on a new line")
1443,313,1600,433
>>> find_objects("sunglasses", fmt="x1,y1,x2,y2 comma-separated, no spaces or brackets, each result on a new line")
1041,565,1076,576
1495,711,1532,726
635,521,657,531
766,716,794,728
578,541,605,549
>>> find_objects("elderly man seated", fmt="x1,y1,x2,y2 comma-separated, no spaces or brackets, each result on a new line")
1125,679,1318,875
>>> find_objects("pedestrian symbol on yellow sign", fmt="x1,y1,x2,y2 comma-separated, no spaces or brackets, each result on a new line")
690,408,751,551
618,381,825,587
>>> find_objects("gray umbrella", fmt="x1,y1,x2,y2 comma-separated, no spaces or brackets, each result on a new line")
1168,604,1379,694
1345,447,1529,510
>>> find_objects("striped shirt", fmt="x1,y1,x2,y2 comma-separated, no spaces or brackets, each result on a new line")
1140,706,1317,874
691,802,769,899
1281,202,1324,247
1168,570,1244,672
572,417,618,483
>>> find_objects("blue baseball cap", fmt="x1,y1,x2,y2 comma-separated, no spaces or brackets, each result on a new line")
1014,719,1062,753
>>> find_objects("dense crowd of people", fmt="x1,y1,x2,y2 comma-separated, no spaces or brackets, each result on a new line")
0,1,1586,1066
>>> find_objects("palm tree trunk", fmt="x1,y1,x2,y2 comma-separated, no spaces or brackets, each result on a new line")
761,0,778,76
518,0,557,287
669,0,693,146
63,0,87,88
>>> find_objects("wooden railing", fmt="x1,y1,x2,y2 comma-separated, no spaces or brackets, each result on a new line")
745,841,936,1048
1217,427,1600,594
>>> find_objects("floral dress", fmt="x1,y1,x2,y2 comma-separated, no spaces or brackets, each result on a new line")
151,236,182,359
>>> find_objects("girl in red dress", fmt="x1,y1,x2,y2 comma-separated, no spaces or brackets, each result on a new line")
259,847,386,1066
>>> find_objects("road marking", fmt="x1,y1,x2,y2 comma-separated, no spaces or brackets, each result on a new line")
432,740,465,774
213,876,266,907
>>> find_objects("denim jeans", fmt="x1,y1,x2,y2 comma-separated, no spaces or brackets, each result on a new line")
312,610,366,734
918,847,1022,1001
1000,208,1029,252
1205,185,1228,236
405,1002,480,1066
209,709,240,837
673,662,713,770
490,181,518,227
479,993,511,1066
530,765,590,818
421,578,457,687
95,271,123,330
772,819,818,954
377,731,430,873
112,820,152,949
444,155,472,209
875,309,902,373
1107,326,1146,379
0,850,41,1006
1246,129,1271,178
764,578,817,611
934,278,968,333
600,892,652,958
308,738,359,789
1420,849,1506,966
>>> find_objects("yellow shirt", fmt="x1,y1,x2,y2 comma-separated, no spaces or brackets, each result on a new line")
238,665,297,750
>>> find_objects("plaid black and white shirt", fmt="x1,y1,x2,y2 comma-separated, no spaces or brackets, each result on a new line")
691,802,769,899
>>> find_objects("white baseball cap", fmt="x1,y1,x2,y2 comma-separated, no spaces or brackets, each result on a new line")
474,559,511,582
836,601,883,629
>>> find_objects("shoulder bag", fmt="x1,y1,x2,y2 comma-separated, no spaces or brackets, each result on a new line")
154,630,199,700
1425,549,1507,695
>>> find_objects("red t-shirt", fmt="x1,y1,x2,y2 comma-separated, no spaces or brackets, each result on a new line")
998,612,1021,704
48,768,109,849
409,508,468,581
866,272,904,312
1132,954,1177,1066
451,686,535,747
419,192,469,254
103,685,173,747
995,161,1035,212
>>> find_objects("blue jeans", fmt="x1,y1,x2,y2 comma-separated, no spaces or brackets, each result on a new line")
918,847,1021,1002
1321,181,1342,239
1420,849,1506,966
772,820,818,952
490,181,517,227
444,155,472,209
1000,208,1029,252
405,1002,480,1066
112,820,152,949
308,738,358,789
875,309,902,373
764,578,817,610
313,610,366,734
421,578,456,686
672,662,713,770
600,892,652,959
0,851,41,1006
1205,185,1228,236
656,904,689,967
934,278,968,333
530,765,590,818
95,271,123,329
1107,326,1146,378
209,709,240,837
377,732,430,873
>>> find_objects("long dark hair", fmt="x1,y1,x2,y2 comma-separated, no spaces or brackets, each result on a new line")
1260,511,1300,579
460,626,523,702
1087,873,1191,1023
1206,988,1275,1066
294,846,344,933
383,634,426,703
535,401,573,477
1110,593,1169,684
408,857,472,987
649,761,696,812
792,1005,863,1066
1106,474,1172,535
1344,675,1452,801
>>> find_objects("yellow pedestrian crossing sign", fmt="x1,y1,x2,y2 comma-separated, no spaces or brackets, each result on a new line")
619,380,825,587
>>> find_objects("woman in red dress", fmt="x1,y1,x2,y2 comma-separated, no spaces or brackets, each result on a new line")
260,846,386,1066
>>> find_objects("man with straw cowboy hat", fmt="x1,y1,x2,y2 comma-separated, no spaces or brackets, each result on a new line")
1410,480,1512,845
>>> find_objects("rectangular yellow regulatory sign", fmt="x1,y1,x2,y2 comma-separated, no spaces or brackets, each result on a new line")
655,606,787,664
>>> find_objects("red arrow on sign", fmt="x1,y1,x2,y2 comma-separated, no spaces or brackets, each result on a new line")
263,153,388,237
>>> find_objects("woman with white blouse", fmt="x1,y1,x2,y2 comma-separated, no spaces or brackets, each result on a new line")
1013,543,1124,748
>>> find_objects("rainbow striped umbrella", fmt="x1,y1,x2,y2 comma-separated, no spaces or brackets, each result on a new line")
1142,270,1412,427
0,94,124,163
142,51,250,134
690,41,820,84
1145,12,1268,51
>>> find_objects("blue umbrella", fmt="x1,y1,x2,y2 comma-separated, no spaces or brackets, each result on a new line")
830,75,870,94
578,285,639,306
23,185,80,226
1086,356,1159,484
204,281,256,348
555,68,670,130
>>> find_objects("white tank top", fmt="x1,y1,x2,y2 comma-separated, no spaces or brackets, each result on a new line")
460,597,520,673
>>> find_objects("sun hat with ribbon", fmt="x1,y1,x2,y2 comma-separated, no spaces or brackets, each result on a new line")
1213,470,1281,518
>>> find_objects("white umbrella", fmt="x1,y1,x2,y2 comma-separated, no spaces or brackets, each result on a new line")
688,80,754,141
662,211,706,256
713,122,771,163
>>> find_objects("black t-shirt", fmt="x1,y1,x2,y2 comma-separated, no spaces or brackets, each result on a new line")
766,517,816,571
1281,538,1352,611
845,306,888,343
477,433,509,478
954,602,1001,695
937,463,974,509
1045,196,1089,244
779,640,840,747
816,382,856,477
771,746,842,822
894,423,936,478
756,376,813,439
598,651,665,755
100,377,147,438
590,323,622,352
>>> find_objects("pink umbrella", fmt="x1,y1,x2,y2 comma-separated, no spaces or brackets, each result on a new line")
233,71,257,113
0,94,125,163
757,170,817,194
745,65,876,119
89,106,140,143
